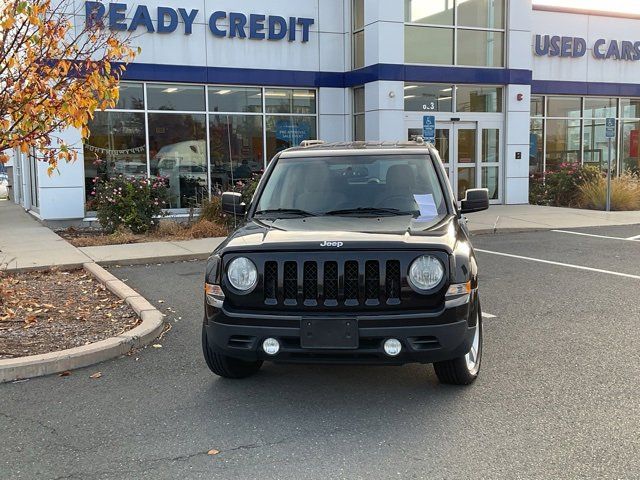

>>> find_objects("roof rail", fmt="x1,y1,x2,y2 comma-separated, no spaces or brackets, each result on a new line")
300,140,325,147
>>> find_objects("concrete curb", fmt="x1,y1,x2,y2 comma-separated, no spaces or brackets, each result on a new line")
92,252,211,267
0,263,165,383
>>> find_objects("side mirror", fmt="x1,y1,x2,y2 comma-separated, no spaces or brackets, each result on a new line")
460,188,489,214
221,192,246,216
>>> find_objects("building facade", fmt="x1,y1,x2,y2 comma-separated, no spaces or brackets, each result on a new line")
7,0,640,221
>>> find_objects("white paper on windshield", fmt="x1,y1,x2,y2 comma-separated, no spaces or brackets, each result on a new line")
413,194,438,221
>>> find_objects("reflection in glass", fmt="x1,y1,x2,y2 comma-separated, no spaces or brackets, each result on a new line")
531,96,545,117
457,0,504,28
547,96,581,118
482,129,499,163
456,86,502,112
84,111,146,202
209,115,264,192
584,98,616,119
147,84,206,112
583,120,616,172
115,82,144,110
457,129,476,164
353,30,365,69
435,128,450,164
353,0,364,29
545,119,581,169
482,166,499,200
621,120,640,174
404,83,453,112
266,116,317,160
208,87,262,113
621,98,640,118
148,113,207,208
405,26,454,64
530,118,544,173
457,167,476,200
405,0,454,25
265,89,316,114
457,29,504,67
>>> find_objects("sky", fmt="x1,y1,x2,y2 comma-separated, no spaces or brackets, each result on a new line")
533,0,640,14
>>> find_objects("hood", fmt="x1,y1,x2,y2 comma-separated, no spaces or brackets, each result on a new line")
216,215,461,254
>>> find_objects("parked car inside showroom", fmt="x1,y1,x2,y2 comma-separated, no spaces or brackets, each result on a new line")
203,140,489,385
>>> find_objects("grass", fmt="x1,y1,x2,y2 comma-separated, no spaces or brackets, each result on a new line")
577,173,640,211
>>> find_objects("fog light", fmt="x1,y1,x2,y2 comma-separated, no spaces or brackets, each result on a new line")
383,339,402,357
262,338,280,356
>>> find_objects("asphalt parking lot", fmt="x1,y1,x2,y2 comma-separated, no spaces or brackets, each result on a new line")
2,226,640,480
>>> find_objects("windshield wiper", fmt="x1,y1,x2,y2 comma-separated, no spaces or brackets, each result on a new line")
324,207,417,217
254,208,317,218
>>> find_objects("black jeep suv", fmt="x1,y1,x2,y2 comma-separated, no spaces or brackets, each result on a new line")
203,141,489,385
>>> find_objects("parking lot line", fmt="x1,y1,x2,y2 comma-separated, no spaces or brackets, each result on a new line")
481,312,496,319
552,230,640,242
475,248,640,280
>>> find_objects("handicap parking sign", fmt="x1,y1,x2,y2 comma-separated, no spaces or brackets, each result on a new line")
422,115,436,144
605,118,616,139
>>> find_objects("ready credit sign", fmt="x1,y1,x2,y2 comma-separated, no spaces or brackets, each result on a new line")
423,116,436,144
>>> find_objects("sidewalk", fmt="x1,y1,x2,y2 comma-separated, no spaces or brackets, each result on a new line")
2,200,640,271
465,204,640,233
0,200,92,270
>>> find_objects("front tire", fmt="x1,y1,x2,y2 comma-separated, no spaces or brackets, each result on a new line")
202,324,263,379
433,305,482,386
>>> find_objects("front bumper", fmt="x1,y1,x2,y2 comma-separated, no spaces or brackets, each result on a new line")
204,299,477,365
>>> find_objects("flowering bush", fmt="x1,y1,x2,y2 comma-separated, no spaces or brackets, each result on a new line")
529,163,602,207
91,176,169,234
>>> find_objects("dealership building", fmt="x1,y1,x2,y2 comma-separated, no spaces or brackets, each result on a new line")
7,0,640,221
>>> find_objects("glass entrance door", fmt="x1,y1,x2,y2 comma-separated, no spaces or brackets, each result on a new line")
433,122,502,202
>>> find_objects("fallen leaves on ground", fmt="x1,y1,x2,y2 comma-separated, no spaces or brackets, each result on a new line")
0,270,138,359
207,449,220,456
89,372,102,379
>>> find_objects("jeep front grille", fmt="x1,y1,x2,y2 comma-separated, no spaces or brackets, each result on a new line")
261,258,402,307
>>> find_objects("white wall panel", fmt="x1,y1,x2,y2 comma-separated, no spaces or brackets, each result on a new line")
38,187,86,220
508,0,532,32
505,177,529,204
318,115,347,142
318,88,347,116
508,30,532,70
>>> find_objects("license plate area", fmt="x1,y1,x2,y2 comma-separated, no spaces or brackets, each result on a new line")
300,319,358,349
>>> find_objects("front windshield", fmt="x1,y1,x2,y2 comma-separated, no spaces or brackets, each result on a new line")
254,154,448,219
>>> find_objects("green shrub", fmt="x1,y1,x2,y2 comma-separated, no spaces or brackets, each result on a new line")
529,163,602,207
91,176,169,234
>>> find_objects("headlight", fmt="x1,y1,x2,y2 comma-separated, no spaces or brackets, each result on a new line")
408,255,444,291
227,257,258,292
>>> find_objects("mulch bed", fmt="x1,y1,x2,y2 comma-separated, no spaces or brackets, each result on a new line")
0,269,138,360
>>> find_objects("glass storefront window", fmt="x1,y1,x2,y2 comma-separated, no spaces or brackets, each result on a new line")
404,83,453,112
456,86,502,113
147,84,206,112
545,118,581,169
114,82,144,110
482,129,499,163
354,87,365,141
531,96,545,117
148,113,207,208
457,0,504,29
405,26,454,64
583,120,616,172
547,96,581,118
457,168,476,200
584,98,617,119
621,120,640,174
457,129,476,164
621,98,640,118
530,118,544,173
209,115,264,192
353,0,364,69
84,111,147,201
265,89,316,114
208,87,262,113
482,166,499,200
457,30,504,67
266,116,317,161
405,0,454,25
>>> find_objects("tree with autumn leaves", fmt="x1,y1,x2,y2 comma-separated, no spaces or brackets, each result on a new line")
0,0,138,174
